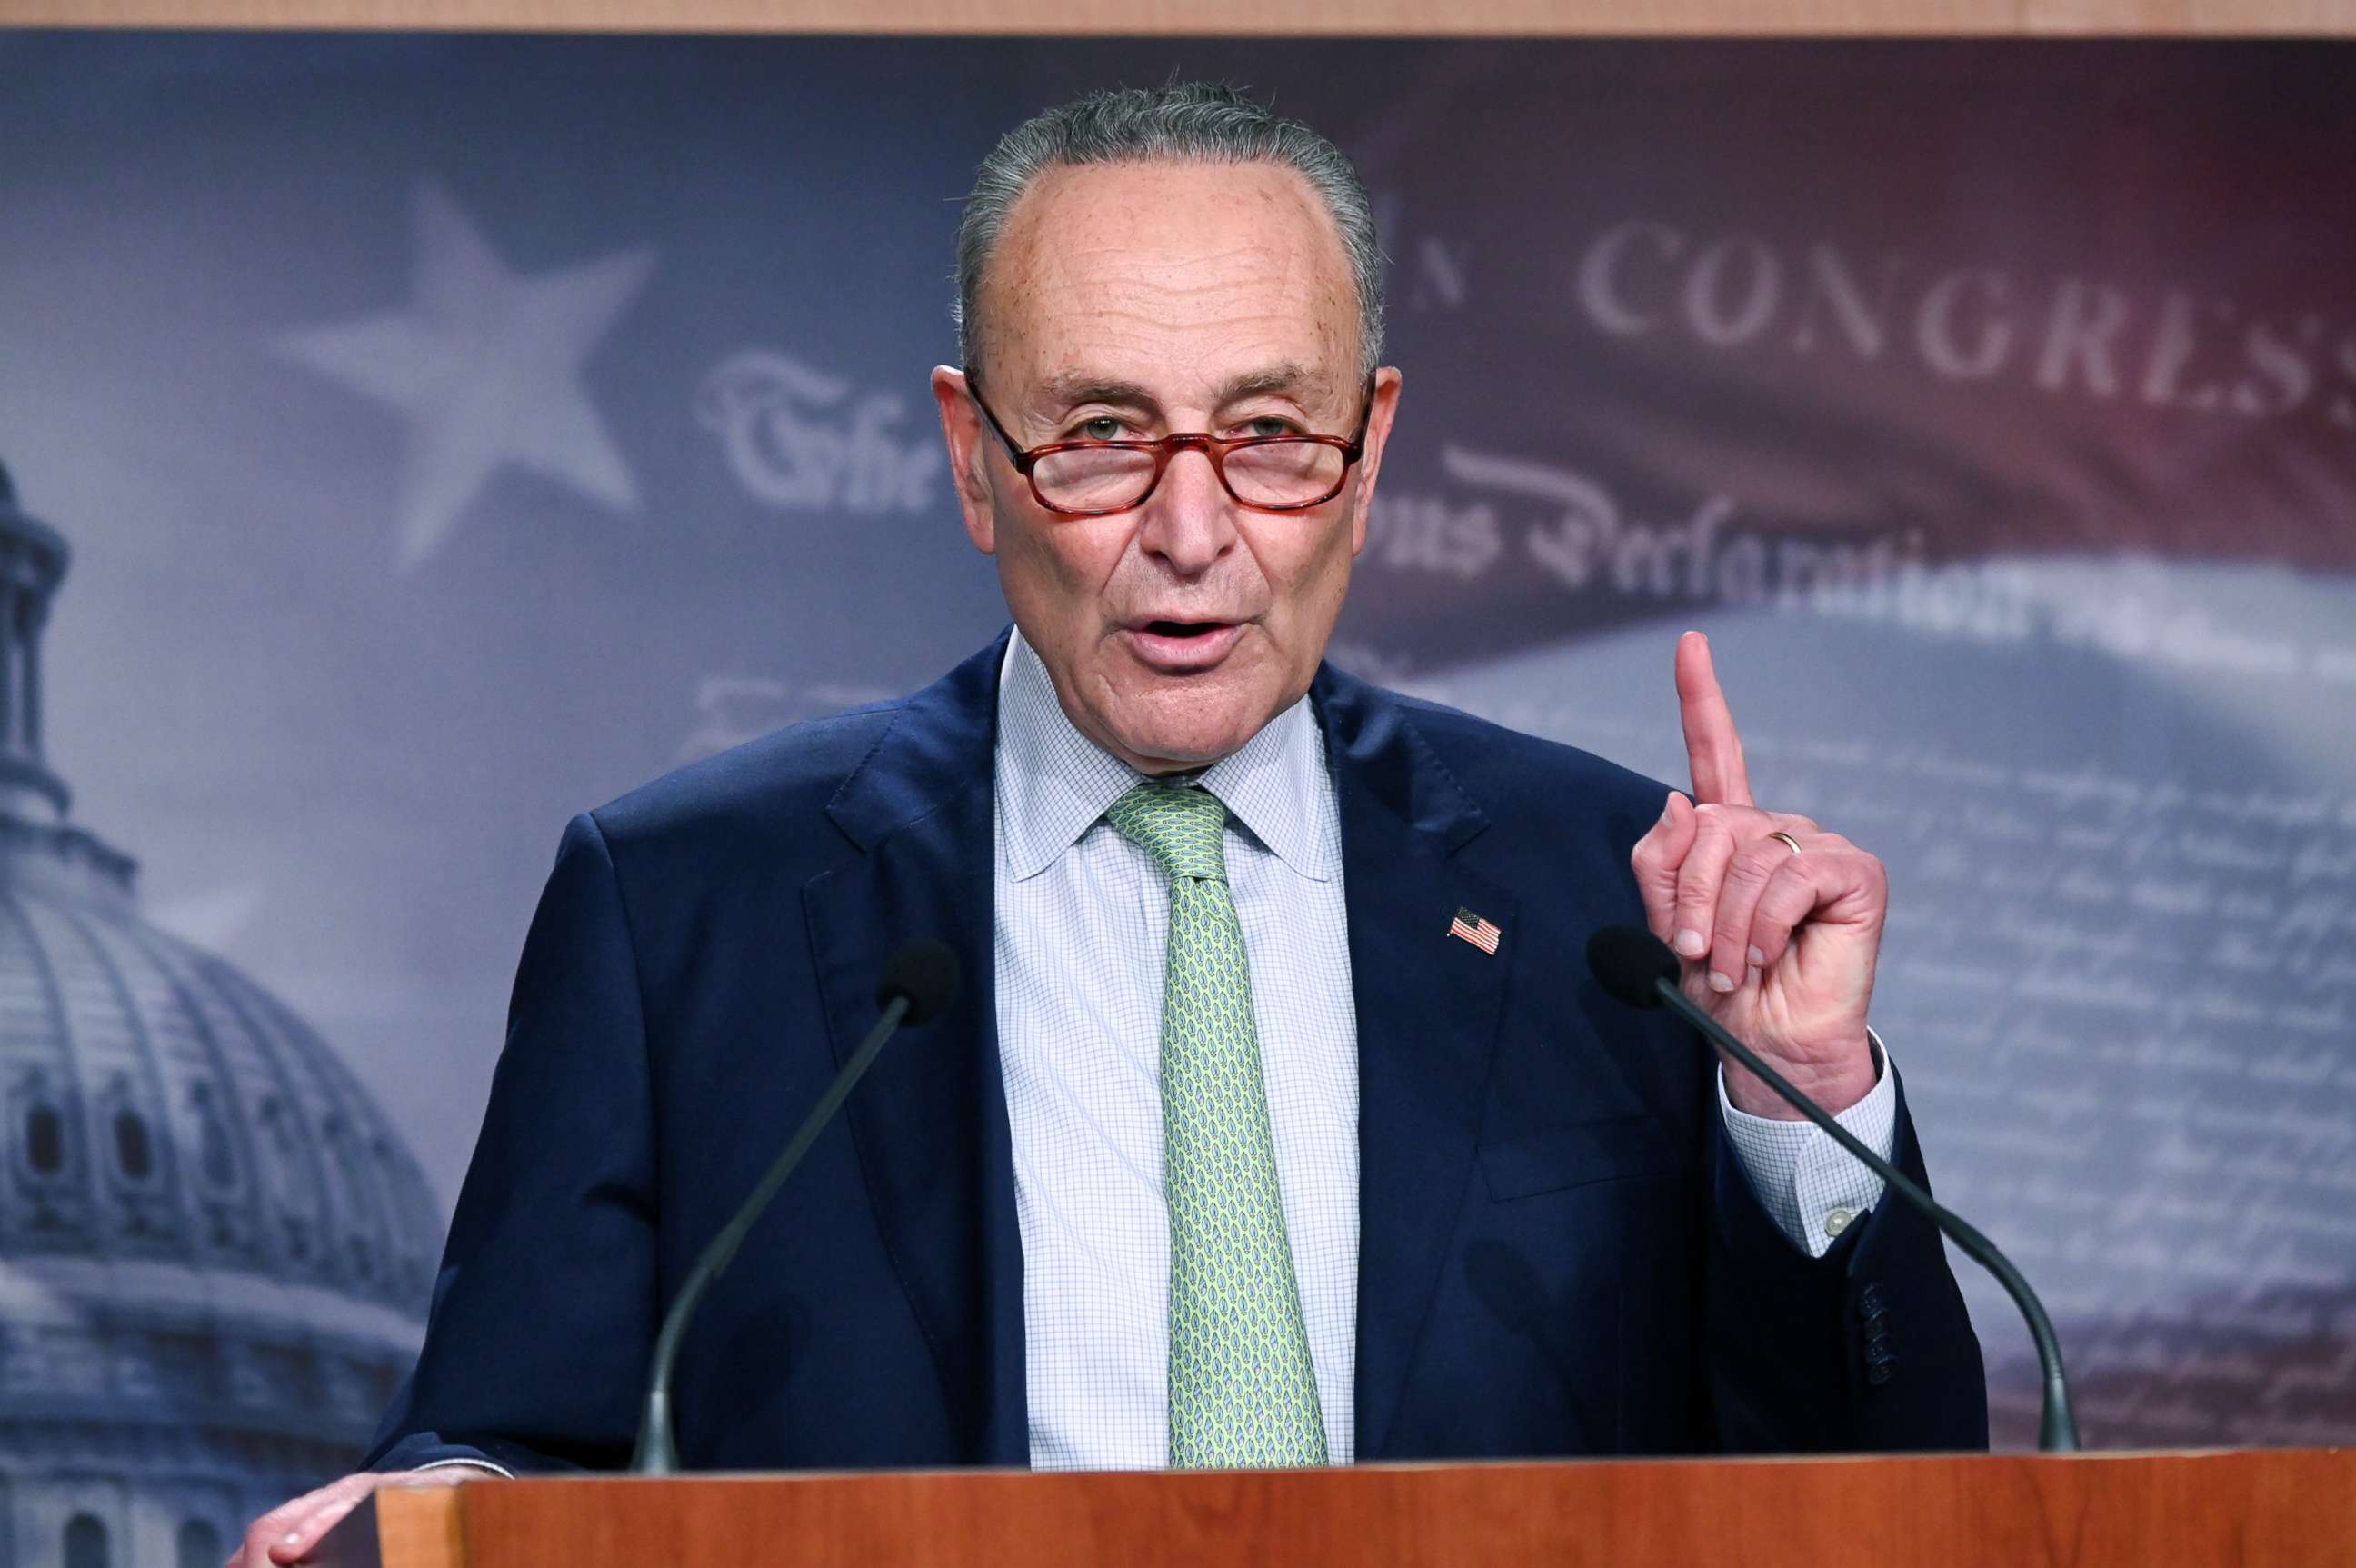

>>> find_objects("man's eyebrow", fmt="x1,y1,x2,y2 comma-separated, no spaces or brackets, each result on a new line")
1036,364,1336,412
1213,363,1332,405
1037,374,1158,409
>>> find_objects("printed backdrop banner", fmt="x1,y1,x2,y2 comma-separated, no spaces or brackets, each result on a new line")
0,32,2351,1567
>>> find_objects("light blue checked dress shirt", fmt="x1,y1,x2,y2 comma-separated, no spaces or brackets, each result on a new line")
991,627,1898,1472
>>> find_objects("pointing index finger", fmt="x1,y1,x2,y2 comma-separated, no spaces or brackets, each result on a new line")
1675,629,1754,807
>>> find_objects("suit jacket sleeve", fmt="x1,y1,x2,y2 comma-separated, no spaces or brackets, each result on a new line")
1701,1059,1990,1453
364,812,659,1473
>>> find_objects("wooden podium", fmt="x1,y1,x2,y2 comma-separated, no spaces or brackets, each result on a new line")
317,1448,2353,1566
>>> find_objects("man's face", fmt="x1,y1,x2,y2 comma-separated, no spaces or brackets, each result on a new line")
933,160,1402,775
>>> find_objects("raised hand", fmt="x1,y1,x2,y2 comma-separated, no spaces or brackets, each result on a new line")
1629,631,1883,1117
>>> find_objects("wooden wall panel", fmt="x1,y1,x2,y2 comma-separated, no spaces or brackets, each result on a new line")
5,0,2352,33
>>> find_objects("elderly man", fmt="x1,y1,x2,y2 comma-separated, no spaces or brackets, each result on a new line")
241,81,1983,1565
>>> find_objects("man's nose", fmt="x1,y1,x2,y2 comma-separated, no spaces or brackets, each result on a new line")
1135,443,1238,577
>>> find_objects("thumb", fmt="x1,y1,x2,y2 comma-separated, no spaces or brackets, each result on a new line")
1632,791,1695,943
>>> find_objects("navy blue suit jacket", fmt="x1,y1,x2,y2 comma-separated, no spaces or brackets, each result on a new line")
368,634,1986,1473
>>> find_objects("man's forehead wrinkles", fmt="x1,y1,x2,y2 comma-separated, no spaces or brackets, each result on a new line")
1033,242,1303,304
985,160,1364,422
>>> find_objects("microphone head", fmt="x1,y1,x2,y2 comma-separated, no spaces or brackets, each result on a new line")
1586,924,1677,1010
877,940,961,1026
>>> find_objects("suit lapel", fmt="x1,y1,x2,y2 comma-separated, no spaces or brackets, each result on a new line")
801,633,1028,1466
1316,669,1515,1462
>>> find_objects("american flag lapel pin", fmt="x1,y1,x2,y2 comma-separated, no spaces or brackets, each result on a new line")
1448,906,1502,955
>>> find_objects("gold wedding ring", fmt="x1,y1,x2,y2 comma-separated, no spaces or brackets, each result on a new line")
1766,831,1803,854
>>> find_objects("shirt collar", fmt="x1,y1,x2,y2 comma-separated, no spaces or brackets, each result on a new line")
994,625,1336,884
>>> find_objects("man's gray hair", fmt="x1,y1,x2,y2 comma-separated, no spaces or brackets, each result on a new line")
954,80,1386,383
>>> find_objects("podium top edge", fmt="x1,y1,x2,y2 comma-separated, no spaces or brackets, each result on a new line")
414,1446,2348,1484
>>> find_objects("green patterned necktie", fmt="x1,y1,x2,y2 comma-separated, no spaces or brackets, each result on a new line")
1105,782,1329,1469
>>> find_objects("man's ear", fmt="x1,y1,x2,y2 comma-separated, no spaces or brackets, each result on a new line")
1345,366,1404,558
931,365,997,555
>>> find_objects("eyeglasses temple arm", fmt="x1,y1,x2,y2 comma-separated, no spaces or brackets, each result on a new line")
962,372,1035,474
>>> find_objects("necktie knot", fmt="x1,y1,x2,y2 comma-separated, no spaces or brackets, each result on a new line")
1106,783,1229,884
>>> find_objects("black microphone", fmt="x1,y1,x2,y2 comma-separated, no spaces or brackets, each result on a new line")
629,939,962,1473
1585,924,2080,1453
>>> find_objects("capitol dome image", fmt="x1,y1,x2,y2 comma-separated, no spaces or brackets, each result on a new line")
0,461,441,1568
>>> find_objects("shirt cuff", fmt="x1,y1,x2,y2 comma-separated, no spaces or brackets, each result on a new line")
1718,1028,1896,1258
411,1457,513,1480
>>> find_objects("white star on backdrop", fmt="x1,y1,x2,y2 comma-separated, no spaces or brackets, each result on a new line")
275,179,657,570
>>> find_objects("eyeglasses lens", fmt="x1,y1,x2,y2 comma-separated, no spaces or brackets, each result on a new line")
1032,441,1346,512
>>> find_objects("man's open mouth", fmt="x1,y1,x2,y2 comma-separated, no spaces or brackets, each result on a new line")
1123,619,1246,671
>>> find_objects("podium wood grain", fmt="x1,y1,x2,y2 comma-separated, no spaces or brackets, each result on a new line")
318,1448,2356,1567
